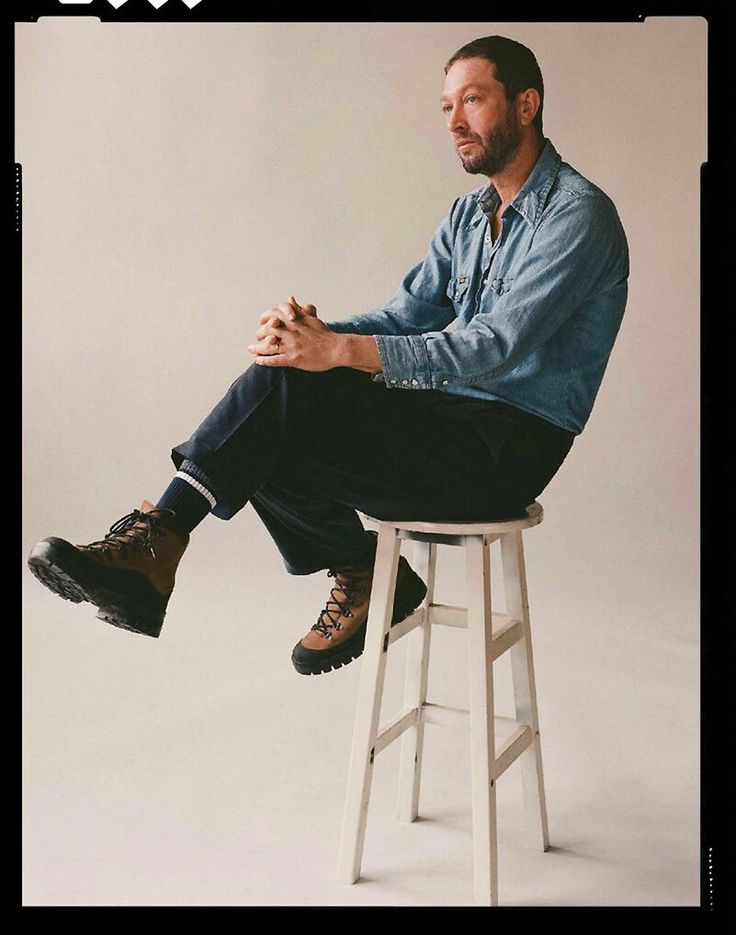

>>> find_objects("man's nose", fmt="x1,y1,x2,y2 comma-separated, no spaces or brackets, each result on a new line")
447,106,466,134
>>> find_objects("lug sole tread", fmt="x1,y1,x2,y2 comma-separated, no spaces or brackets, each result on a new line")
28,553,163,638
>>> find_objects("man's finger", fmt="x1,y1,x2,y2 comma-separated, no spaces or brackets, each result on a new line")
253,352,287,367
258,322,289,341
256,300,314,328
248,334,280,354
254,320,282,341
258,308,292,327
287,296,301,322
276,300,300,322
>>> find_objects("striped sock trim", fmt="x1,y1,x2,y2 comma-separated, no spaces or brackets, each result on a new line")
175,470,217,509
179,458,220,495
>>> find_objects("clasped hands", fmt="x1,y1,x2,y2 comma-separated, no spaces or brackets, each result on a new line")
247,295,339,371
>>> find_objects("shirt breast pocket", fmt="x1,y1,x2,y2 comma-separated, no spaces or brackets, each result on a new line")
447,275,471,304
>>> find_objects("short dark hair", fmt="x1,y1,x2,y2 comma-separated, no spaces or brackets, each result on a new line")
445,36,544,139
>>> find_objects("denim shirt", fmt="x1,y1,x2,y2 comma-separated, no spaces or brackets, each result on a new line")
325,138,629,434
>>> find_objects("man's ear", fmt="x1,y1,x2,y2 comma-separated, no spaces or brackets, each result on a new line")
517,88,541,128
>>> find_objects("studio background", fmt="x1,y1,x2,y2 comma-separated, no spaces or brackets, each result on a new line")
20,18,705,906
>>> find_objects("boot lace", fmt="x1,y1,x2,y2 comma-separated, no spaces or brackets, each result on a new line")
82,509,176,559
311,564,373,640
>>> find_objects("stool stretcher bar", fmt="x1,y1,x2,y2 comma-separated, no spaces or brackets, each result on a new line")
385,603,523,661
373,703,534,781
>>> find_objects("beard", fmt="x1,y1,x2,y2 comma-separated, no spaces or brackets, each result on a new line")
457,110,523,176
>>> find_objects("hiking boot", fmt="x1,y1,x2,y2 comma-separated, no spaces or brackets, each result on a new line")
27,500,189,638
291,540,427,676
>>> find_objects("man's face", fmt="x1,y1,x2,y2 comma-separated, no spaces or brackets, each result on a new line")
441,57,523,177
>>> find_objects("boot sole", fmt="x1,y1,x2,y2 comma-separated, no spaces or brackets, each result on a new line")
28,540,165,638
291,566,428,676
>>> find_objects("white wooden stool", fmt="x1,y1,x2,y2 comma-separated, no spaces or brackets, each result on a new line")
336,502,550,906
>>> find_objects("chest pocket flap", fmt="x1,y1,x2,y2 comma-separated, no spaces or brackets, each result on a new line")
447,275,470,303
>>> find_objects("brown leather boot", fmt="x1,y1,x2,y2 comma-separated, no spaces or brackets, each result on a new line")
27,500,189,637
291,546,427,676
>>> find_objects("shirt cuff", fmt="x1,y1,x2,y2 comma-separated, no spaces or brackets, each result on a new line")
373,334,434,389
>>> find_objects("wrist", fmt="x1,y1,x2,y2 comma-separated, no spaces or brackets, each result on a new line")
334,333,383,374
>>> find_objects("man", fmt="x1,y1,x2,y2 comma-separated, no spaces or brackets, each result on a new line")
28,36,629,676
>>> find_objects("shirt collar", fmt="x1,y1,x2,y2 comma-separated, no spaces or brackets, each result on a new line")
472,137,562,230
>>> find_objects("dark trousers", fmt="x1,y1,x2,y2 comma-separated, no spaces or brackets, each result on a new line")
170,363,575,575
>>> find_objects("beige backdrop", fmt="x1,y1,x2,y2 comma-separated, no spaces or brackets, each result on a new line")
20,18,705,907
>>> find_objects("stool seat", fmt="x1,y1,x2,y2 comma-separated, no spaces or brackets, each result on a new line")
337,501,551,906
358,501,543,537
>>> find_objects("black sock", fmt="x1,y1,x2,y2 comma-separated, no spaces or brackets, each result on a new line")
155,460,218,535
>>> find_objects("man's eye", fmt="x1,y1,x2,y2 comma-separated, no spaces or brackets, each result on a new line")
465,95,479,104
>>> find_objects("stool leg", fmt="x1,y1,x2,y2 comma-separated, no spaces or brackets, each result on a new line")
397,539,436,822
337,524,402,884
464,534,499,907
500,530,550,852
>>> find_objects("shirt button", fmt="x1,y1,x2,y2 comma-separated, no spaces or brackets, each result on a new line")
484,234,490,243
442,380,449,385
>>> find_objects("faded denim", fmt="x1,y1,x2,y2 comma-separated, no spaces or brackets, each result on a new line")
325,137,629,434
